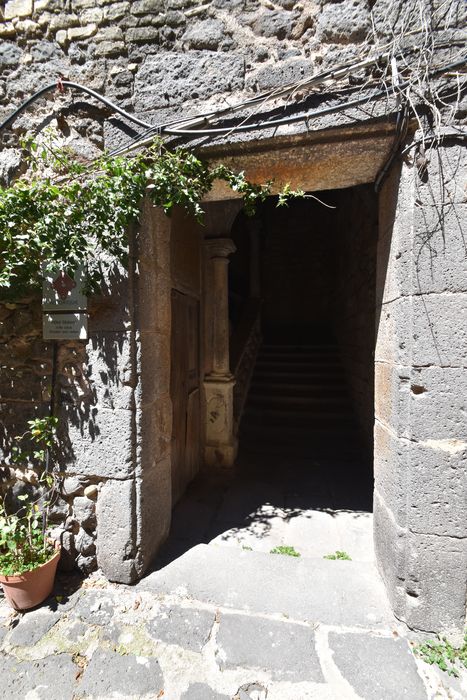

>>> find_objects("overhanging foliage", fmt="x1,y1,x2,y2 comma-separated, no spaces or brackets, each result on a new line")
0,137,300,300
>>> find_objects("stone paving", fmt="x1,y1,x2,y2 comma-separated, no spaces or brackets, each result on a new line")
1,449,466,698
1,548,466,700
152,449,375,571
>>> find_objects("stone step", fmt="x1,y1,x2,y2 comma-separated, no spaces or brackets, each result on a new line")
243,408,356,427
249,382,348,396
252,370,346,383
139,544,394,629
256,359,343,371
239,436,363,456
247,394,351,410
257,351,341,362
261,344,339,353
239,427,361,445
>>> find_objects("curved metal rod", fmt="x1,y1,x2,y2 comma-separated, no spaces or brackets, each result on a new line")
0,80,153,132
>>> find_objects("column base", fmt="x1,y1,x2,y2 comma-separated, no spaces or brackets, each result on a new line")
204,441,238,469
204,375,237,468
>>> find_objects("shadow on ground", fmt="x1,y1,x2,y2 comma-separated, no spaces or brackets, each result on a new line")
151,441,374,572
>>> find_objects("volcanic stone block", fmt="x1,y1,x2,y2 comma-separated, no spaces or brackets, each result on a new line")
104,2,129,20
136,331,171,401
375,421,467,538
77,648,164,698
63,405,134,479
8,609,61,647
134,52,245,110
85,331,134,411
135,454,171,576
131,0,164,13
373,492,407,621
96,478,137,582
404,530,467,638
67,24,97,41
73,495,97,529
375,364,467,441
405,441,466,538
317,0,370,43
416,142,467,206
138,394,172,462
182,19,225,50
74,590,115,626
411,203,467,295
374,422,408,526
375,293,467,367
75,528,96,556
4,0,32,19
125,27,159,43
329,632,427,700
0,654,77,700
0,42,22,67
147,605,215,651
216,613,324,682
181,685,229,700
252,10,294,40
249,58,313,91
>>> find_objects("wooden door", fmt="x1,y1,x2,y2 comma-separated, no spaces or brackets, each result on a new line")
170,290,200,505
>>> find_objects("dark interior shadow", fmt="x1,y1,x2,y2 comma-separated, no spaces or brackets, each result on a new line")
150,417,373,572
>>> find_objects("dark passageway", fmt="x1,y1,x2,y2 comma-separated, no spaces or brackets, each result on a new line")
152,186,378,572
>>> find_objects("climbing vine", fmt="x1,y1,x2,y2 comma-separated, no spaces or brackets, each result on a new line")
0,136,301,300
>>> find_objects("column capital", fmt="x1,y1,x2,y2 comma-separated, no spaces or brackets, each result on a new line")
204,238,236,260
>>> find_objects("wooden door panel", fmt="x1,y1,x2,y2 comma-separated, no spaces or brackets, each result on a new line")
171,290,200,505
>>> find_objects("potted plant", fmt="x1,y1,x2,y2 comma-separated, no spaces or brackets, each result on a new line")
0,416,60,610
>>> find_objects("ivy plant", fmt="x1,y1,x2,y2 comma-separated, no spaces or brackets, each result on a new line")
0,136,302,299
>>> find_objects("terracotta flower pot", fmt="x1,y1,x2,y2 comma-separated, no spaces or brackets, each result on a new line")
0,548,60,611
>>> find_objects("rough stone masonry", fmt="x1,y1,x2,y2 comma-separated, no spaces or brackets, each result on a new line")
0,0,466,643
0,0,389,579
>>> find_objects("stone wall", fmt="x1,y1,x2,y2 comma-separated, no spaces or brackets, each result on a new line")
0,0,393,175
0,298,101,574
0,0,466,636
331,184,378,446
0,200,176,583
374,141,467,640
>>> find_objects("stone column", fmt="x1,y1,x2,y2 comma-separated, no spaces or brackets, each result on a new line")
203,238,237,467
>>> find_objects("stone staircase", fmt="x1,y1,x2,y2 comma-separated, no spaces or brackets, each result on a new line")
240,339,363,460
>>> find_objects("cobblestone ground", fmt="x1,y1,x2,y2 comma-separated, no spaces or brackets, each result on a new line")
1,447,465,699
1,556,466,700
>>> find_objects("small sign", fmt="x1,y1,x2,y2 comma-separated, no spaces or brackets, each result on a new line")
42,265,87,312
43,313,88,340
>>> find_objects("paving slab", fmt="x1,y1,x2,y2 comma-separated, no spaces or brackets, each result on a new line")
75,648,164,698
0,653,77,700
8,607,61,647
216,612,324,682
62,619,90,642
147,604,215,651
180,683,230,699
208,503,287,553
74,590,115,626
328,632,428,699
139,544,395,628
